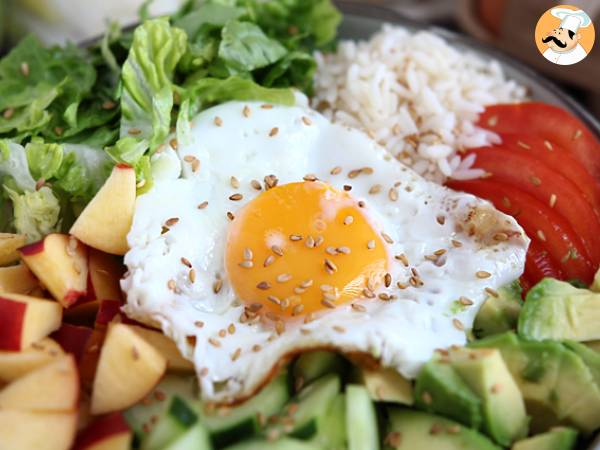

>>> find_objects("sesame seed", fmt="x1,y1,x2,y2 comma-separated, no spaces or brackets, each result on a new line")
491,383,502,394
436,215,446,225
529,176,541,186
275,321,285,335
343,215,354,225
194,321,204,328
261,104,273,109
549,194,557,208
167,279,177,291
333,325,346,333
267,295,281,305
337,246,351,255
181,257,192,267
324,258,338,273
198,201,209,209
305,236,315,248
537,230,546,242
369,184,382,194
208,338,221,348
321,299,336,309
231,348,242,361
243,105,251,117
269,127,279,137
384,273,392,287
314,236,324,247
218,329,226,338
101,100,116,110
544,140,553,151
493,232,508,242
388,187,398,201
300,279,313,288
362,288,375,299
227,211,235,221
252,344,262,352
502,197,511,208
20,62,29,77
434,249,447,256
351,303,366,312
421,391,433,405
271,245,284,256
214,116,223,127
257,281,271,290
451,240,462,248
396,254,409,266
2,108,14,119
348,169,361,179
517,140,531,150
459,296,473,306
303,174,317,182
396,282,407,289
447,425,461,434
385,431,402,447
367,240,376,250
189,269,196,283
487,115,498,127
381,232,393,244
573,129,582,140
485,287,499,297
379,293,390,301
251,179,262,190
54,127,64,136
131,346,139,360
230,176,240,188
330,166,342,175
165,217,179,227
452,319,464,330
243,248,253,260
213,279,223,293
292,304,304,316
476,271,492,279
239,260,254,269
128,128,141,135
325,246,337,255
264,174,278,190
228,324,236,334
263,255,275,267
170,138,178,150
229,193,243,201
277,273,292,283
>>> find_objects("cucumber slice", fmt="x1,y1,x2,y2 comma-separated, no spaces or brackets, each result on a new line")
311,393,346,450
346,384,379,450
265,373,341,440
223,437,323,450
125,374,197,438
163,422,212,450
200,372,289,447
293,351,348,386
142,396,198,450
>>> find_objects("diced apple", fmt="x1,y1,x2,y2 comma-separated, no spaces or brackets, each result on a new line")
0,233,26,266
130,326,193,373
0,354,79,411
70,164,136,256
19,233,88,307
0,410,77,450
0,337,64,383
52,324,94,363
0,293,62,351
91,323,166,414
74,412,132,450
0,263,39,295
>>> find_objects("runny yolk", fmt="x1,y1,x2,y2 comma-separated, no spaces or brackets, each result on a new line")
225,181,388,319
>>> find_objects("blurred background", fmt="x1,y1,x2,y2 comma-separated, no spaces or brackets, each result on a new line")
0,0,598,116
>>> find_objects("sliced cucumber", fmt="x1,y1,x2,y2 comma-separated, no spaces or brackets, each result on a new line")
265,373,341,440
346,384,379,450
293,351,348,386
142,396,198,450
126,374,197,438
163,422,212,450
311,393,346,450
223,437,322,450
200,372,290,447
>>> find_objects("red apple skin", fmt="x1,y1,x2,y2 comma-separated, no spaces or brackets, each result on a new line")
65,289,87,307
0,298,26,350
74,412,131,450
115,163,132,170
18,240,45,256
94,301,122,328
52,324,93,363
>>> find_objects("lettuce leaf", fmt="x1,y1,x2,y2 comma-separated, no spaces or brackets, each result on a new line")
5,186,61,242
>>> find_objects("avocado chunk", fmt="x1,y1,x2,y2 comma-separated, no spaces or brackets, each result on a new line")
310,393,346,450
586,341,600,353
447,347,528,446
414,358,482,429
518,278,600,341
471,332,600,433
383,408,501,450
563,341,600,388
473,281,522,338
293,351,348,386
357,367,413,405
512,427,578,450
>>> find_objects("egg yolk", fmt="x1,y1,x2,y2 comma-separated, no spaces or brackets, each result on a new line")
225,181,388,319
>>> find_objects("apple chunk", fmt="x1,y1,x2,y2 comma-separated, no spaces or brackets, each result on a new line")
74,412,132,450
130,326,194,373
0,338,64,383
52,324,94,363
0,354,79,411
91,323,166,414
0,410,77,450
0,233,26,266
0,263,39,295
70,164,136,256
19,233,88,307
0,293,62,351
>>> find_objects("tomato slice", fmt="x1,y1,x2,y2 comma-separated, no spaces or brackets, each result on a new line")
448,179,595,283
461,147,600,266
489,133,600,213
478,103,600,179
525,240,563,285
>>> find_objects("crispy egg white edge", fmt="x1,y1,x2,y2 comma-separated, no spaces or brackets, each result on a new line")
122,98,529,402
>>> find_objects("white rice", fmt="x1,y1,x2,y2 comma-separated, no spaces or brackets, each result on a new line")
312,25,527,183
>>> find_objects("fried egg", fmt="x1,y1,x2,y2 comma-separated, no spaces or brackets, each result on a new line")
122,95,528,403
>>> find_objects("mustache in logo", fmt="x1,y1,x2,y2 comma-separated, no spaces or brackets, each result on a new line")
542,35,567,48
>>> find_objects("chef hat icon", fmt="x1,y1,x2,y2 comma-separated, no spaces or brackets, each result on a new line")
551,7,592,33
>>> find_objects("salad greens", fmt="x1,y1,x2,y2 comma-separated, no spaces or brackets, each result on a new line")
0,0,340,241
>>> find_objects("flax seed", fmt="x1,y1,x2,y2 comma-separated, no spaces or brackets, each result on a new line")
269,127,279,137
194,321,204,328
530,176,541,186
362,288,375,298
230,176,240,188
227,211,235,221
369,184,382,194
251,179,262,190
452,319,464,330
352,303,367,312
330,166,342,175
321,299,336,309
381,232,393,244
189,269,196,283
231,348,241,361
332,325,346,333
213,279,223,293
229,193,243,201
303,174,317,181
214,116,223,127
264,255,275,267
170,138,178,150
451,239,462,248
302,116,312,126
388,187,398,201
459,296,473,306
257,281,271,290
243,105,251,117
476,271,491,279
395,253,409,266
208,338,221,348
261,104,273,109
198,201,208,209
181,257,192,267
275,321,285,335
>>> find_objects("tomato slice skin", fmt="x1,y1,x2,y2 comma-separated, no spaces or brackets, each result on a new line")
525,240,564,285
488,133,600,214
461,147,600,266
478,103,600,179
448,179,595,283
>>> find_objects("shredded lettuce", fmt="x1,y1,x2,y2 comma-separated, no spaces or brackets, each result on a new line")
5,186,61,242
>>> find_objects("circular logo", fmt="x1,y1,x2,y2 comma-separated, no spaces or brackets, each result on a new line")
535,4,595,65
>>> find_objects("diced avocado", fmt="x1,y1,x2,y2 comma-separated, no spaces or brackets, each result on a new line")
293,351,348,386
471,332,600,433
447,347,528,446
512,427,578,450
310,393,346,450
125,374,197,439
142,396,198,450
414,358,482,429
223,438,322,450
163,422,212,450
563,341,600,387
357,367,413,405
518,278,600,341
346,385,379,450
264,373,340,440
199,372,289,448
383,408,501,450
473,281,522,338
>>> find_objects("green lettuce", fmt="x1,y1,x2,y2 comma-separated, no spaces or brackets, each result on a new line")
5,186,61,242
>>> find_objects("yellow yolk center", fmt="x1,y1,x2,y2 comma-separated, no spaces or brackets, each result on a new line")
225,181,388,319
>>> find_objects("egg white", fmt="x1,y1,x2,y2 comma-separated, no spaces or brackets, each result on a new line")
122,96,528,402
